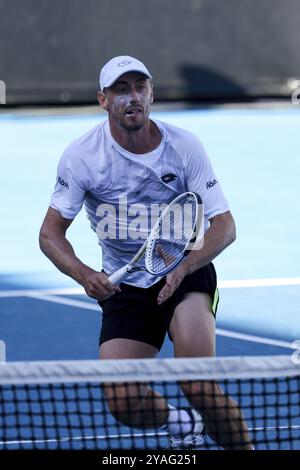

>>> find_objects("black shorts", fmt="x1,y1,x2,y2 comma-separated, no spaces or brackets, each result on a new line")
98,263,219,351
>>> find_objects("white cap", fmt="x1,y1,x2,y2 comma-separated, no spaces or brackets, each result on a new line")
99,55,152,91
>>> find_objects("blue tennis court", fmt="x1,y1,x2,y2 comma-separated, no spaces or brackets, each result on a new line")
0,105,300,449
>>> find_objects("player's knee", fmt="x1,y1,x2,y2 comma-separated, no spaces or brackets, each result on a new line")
180,380,224,412
102,384,145,426
106,396,142,426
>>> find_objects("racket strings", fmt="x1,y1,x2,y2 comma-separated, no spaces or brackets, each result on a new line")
146,194,199,275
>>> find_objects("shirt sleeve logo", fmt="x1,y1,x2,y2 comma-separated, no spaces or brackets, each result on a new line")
206,179,217,189
58,176,69,189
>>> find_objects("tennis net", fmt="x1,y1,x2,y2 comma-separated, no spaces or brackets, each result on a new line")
0,355,299,450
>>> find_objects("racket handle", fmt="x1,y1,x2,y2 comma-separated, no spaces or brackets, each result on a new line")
108,265,130,285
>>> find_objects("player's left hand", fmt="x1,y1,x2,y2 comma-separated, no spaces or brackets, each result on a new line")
157,264,187,305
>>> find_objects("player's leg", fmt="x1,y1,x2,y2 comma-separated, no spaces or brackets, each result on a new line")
100,338,169,428
99,337,158,360
169,291,253,449
98,281,205,437
100,338,202,437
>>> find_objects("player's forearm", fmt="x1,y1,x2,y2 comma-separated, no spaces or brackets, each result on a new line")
181,212,236,275
39,232,92,284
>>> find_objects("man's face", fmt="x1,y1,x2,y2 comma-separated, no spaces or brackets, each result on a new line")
100,72,153,131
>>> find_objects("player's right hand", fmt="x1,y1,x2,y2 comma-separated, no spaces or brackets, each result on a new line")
80,270,121,301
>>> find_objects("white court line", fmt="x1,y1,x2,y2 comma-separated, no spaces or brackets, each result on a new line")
219,277,300,288
0,340,6,362
1,425,299,447
0,286,84,298
1,277,300,298
0,431,168,446
0,277,298,350
215,328,294,350
20,293,299,350
27,293,99,311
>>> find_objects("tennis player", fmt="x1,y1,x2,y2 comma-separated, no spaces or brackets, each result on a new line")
39,56,253,450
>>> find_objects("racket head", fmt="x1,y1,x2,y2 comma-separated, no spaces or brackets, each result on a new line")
145,192,203,276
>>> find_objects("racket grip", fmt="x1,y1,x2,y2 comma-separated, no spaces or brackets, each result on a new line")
108,265,130,285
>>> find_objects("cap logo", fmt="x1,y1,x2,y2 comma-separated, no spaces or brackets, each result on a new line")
118,60,132,67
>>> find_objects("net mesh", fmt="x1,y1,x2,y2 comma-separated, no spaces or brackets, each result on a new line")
0,356,299,450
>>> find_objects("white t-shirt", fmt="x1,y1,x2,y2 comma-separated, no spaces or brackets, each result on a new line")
50,119,229,288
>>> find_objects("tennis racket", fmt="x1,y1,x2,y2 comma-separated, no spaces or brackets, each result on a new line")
108,192,203,285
